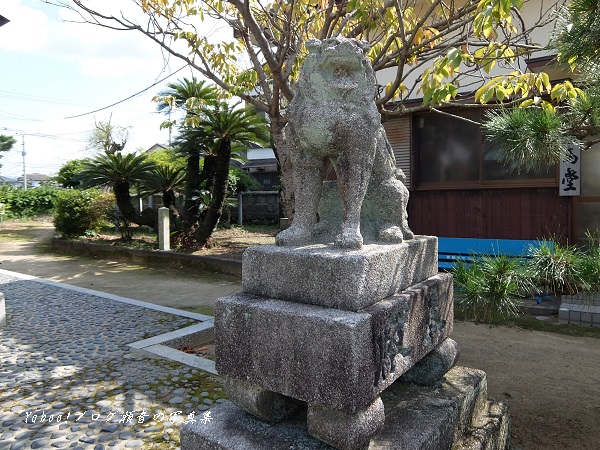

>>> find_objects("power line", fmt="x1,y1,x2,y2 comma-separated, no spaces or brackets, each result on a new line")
0,90,99,107
64,65,188,120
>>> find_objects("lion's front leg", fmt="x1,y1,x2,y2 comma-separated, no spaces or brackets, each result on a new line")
334,144,376,249
276,147,325,247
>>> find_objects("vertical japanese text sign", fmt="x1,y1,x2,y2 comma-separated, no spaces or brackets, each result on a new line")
559,144,581,197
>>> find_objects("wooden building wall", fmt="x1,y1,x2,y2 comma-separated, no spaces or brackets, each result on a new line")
408,188,572,243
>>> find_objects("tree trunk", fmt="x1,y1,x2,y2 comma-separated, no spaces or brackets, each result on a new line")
162,189,182,228
271,116,295,221
182,151,201,227
201,154,217,194
113,181,156,228
193,141,232,246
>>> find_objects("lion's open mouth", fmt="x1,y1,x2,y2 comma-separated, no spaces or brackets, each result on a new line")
320,54,362,89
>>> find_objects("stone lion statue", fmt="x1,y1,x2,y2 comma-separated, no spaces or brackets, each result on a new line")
276,37,413,249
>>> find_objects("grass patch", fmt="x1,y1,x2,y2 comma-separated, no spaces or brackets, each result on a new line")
0,231,34,241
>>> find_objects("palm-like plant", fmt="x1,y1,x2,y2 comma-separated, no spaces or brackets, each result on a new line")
155,77,219,226
154,77,218,125
192,104,270,246
142,164,186,212
80,152,157,228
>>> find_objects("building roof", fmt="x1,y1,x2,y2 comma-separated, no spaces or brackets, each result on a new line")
25,173,51,182
146,143,168,153
243,158,278,169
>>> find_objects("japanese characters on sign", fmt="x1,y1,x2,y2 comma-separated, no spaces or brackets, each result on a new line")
560,144,581,197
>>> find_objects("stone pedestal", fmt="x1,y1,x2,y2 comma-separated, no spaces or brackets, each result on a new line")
216,273,454,414
181,238,508,450
181,366,510,450
242,237,437,311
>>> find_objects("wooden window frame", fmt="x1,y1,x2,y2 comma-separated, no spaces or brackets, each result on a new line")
412,108,558,191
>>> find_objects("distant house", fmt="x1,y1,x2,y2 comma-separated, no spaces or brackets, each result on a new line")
242,146,278,191
16,173,51,188
145,143,168,154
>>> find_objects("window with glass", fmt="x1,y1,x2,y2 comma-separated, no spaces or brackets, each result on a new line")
415,108,556,188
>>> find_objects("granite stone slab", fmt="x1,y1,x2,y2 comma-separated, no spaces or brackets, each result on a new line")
242,236,437,311
180,366,510,450
216,274,453,413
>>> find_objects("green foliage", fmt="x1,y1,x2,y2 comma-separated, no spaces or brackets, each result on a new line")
80,152,156,188
527,234,600,297
55,158,91,188
554,0,600,71
526,240,582,296
143,164,186,196
453,254,532,322
0,134,16,169
145,147,186,170
577,232,600,295
0,185,59,218
154,76,218,125
482,107,577,172
53,189,111,238
0,135,16,153
228,166,260,193
563,83,600,142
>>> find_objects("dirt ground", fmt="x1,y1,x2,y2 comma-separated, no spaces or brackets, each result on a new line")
1,220,599,450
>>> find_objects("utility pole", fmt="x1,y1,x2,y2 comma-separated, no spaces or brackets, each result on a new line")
21,134,27,190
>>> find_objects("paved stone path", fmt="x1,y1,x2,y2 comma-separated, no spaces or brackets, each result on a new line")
0,271,225,449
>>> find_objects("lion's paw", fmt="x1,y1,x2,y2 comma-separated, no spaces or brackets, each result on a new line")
335,229,363,249
402,228,415,240
275,226,313,247
379,225,404,243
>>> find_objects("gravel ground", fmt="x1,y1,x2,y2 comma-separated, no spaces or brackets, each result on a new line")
0,273,225,450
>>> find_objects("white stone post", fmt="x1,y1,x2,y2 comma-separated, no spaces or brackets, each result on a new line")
158,207,170,251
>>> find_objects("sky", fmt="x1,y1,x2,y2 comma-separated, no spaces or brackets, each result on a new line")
0,0,213,180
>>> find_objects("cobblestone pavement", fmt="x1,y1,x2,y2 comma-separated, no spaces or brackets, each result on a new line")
0,272,226,450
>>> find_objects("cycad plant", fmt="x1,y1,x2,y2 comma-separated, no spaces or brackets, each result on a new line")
142,164,186,213
453,254,533,322
191,104,269,246
80,152,157,228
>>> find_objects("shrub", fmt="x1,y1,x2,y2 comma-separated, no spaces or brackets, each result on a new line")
453,254,533,322
0,185,59,218
527,240,584,296
578,231,600,295
53,189,112,238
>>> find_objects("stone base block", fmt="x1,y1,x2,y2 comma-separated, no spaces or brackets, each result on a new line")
242,237,437,311
216,274,453,413
307,398,385,450
0,292,5,328
400,338,460,386
223,377,303,423
180,366,510,450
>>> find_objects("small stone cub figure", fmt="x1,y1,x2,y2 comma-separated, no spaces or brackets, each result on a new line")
276,37,413,249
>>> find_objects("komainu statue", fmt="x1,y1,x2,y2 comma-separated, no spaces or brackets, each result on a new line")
276,37,414,249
